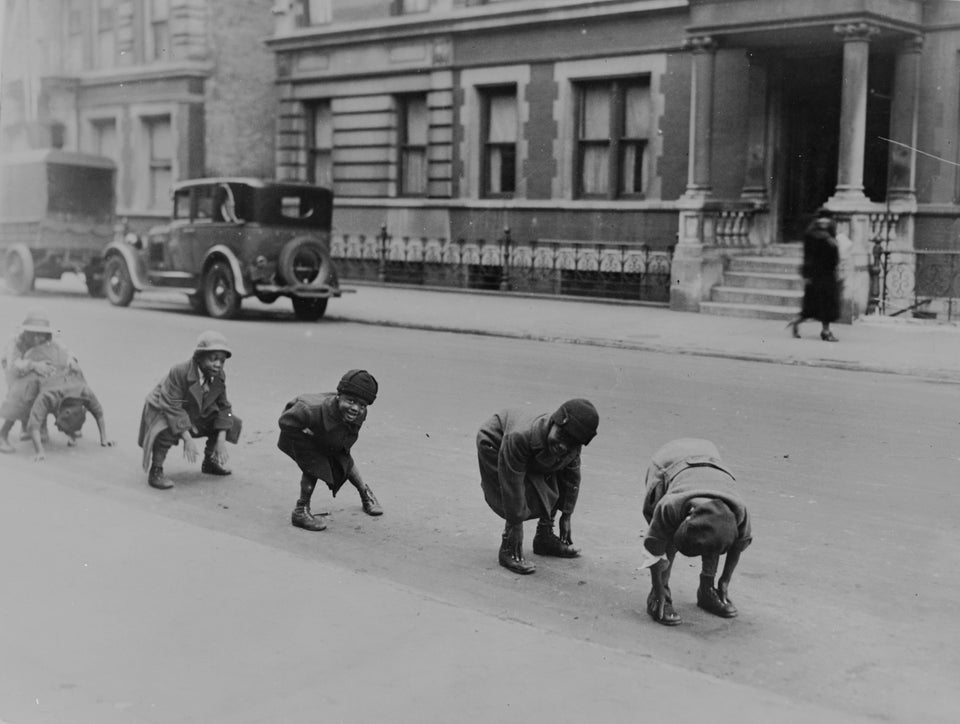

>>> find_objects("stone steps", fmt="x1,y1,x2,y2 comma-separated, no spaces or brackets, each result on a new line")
701,250,804,320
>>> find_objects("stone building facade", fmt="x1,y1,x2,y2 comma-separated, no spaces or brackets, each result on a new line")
265,0,960,318
0,0,277,231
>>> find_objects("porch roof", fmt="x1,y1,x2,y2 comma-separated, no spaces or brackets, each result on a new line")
687,0,923,49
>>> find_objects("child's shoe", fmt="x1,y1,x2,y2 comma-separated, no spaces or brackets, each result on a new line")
697,586,738,618
291,505,327,531
148,465,174,490
359,485,382,516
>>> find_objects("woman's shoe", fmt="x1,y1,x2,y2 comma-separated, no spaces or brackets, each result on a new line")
786,320,801,339
820,330,839,342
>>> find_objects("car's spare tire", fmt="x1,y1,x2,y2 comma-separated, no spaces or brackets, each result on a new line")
278,237,332,288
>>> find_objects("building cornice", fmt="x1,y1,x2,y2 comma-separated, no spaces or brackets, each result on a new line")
264,0,687,53
71,62,214,88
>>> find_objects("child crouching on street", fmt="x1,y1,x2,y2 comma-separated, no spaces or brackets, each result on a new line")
278,369,382,532
641,438,752,626
138,331,242,490
24,367,114,461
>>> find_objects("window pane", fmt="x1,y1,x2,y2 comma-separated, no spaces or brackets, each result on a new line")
149,119,172,158
488,145,516,194
93,121,118,161
488,93,517,143
402,149,426,195
620,141,645,194
405,96,428,145
401,0,430,12
311,151,332,188
307,0,331,23
312,102,332,148
580,85,610,140
624,82,651,139
581,144,608,195
150,168,172,209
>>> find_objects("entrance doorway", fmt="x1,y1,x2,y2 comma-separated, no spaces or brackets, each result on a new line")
778,50,893,241
780,53,841,240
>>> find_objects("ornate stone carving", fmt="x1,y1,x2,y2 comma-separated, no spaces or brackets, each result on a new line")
683,35,718,53
833,23,880,42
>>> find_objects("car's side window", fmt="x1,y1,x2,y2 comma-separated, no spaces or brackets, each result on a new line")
172,188,191,220
195,186,215,224
280,193,315,220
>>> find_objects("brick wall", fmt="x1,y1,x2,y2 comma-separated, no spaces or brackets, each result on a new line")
205,0,277,177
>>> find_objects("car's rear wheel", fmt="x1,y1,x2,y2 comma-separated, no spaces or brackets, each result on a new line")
104,255,134,307
203,261,241,320
291,296,328,321
3,246,35,295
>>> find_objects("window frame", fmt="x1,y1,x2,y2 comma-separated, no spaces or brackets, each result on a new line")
148,0,170,62
305,100,333,189
574,77,651,200
143,114,173,212
480,85,518,199
397,94,429,198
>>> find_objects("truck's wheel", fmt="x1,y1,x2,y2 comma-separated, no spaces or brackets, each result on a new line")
3,246,35,295
103,256,134,307
291,296,328,321
203,261,241,320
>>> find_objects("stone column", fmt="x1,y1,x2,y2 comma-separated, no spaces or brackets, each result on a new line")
740,50,770,204
831,22,879,203
887,36,923,203
684,36,718,199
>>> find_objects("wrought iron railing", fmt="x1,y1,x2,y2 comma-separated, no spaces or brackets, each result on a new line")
331,227,674,304
875,248,960,320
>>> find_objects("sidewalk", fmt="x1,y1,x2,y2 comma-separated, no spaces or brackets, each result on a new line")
331,282,960,382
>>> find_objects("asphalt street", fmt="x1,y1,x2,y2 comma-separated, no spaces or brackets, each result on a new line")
1,279,959,723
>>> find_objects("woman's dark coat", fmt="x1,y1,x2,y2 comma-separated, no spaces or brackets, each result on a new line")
800,218,841,323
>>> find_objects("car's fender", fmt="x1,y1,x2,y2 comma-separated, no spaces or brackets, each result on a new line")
202,244,251,296
102,240,149,291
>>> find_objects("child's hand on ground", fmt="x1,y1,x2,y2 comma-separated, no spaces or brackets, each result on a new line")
100,439,115,447
183,437,199,463
32,452,45,462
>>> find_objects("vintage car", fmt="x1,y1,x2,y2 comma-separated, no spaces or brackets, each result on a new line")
101,178,344,320
0,150,116,296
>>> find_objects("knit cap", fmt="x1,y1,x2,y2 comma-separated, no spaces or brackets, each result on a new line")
337,369,378,405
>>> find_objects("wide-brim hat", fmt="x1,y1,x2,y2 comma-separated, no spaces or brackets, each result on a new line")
20,310,54,335
674,499,737,557
194,330,232,358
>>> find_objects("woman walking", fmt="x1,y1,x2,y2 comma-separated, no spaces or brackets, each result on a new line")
788,207,841,342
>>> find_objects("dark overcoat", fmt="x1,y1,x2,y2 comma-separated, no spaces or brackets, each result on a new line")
138,360,236,469
277,392,363,495
476,409,581,525
800,218,841,323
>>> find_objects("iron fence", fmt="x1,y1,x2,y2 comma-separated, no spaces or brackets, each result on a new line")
331,227,674,304
876,248,960,320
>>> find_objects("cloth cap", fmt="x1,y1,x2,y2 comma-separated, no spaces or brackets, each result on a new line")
194,330,232,358
20,310,53,335
55,400,87,436
550,398,599,446
337,369,378,405
674,499,737,557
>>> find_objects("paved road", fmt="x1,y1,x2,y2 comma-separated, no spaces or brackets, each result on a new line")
1,282,958,723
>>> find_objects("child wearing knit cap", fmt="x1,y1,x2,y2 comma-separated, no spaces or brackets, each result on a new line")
278,369,381,531
641,438,752,626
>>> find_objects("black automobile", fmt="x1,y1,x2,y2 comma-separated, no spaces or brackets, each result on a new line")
102,178,345,320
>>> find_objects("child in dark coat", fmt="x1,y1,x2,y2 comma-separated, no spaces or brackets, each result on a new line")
138,331,241,490
641,438,752,626
278,369,381,532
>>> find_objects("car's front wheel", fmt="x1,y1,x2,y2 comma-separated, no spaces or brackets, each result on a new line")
203,261,241,320
104,255,135,307
291,296,328,321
